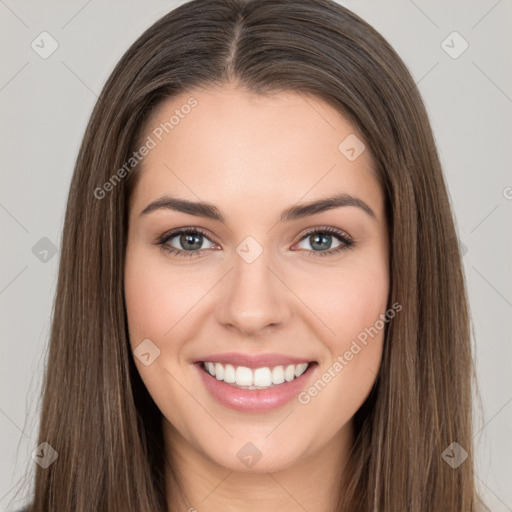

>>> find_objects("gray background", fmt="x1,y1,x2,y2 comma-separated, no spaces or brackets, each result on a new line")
1,0,511,510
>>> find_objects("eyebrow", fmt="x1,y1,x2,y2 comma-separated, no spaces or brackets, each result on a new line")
139,193,376,222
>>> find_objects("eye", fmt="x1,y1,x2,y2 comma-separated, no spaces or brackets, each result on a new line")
155,226,354,259
156,227,218,258
293,226,354,257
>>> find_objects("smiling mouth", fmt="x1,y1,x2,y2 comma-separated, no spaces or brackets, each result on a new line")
199,361,316,390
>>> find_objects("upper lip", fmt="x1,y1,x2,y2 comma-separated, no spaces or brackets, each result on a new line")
194,352,315,369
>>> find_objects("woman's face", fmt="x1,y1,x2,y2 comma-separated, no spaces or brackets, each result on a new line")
124,84,389,473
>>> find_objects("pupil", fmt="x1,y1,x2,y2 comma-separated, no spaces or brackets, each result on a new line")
181,233,202,250
311,234,331,251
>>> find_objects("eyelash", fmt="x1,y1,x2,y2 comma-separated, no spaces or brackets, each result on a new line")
155,226,354,259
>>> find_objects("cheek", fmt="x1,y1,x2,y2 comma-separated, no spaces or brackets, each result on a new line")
123,246,198,430
295,266,389,424
293,251,389,401
297,256,389,349
124,246,204,345
337,271,389,343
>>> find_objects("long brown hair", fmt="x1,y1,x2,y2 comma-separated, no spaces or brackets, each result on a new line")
24,0,487,510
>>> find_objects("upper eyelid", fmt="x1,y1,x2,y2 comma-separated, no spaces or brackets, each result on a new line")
299,225,351,239
160,227,217,245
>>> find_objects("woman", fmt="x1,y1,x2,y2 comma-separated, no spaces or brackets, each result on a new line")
20,0,488,510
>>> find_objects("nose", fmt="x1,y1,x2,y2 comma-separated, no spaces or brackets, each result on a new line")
216,247,291,337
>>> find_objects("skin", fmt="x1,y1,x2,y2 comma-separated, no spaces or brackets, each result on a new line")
124,83,389,512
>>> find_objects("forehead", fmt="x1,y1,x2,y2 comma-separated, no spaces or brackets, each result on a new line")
131,84,383,222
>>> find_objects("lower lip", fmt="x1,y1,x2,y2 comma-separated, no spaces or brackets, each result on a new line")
195,362,317,413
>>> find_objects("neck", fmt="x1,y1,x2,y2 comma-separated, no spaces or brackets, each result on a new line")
163,418,354,512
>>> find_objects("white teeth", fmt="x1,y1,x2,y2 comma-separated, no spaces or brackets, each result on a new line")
253,367,272,387
284,364,295,382
214,363,224,381
202,361,311,389
271,365,285,385
223,364,236,383
235,366,253,386
294,363,308,378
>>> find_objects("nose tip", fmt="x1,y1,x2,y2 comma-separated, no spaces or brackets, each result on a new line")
216,249,290,335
